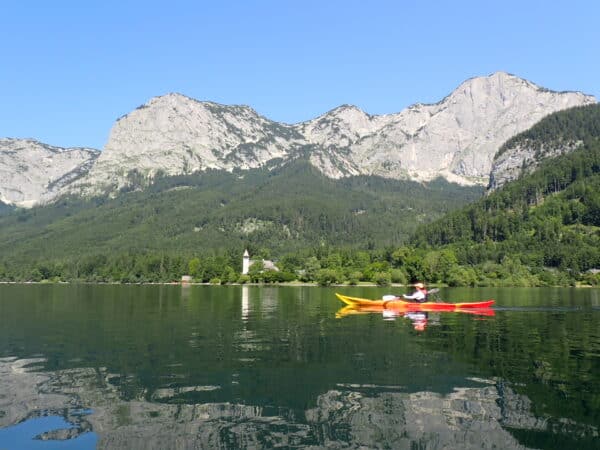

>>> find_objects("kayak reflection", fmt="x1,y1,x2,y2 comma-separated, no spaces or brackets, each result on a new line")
335,304,495,331
385,310,429,330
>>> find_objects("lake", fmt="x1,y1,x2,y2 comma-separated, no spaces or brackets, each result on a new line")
0,284,598,449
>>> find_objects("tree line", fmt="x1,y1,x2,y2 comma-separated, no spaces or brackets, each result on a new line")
1,242,598,287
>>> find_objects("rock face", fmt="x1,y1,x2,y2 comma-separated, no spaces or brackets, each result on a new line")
2,72,596,204
299,72,595,183
0,138,99,207
488,141,583,191
75,72,594,196
75,95,305,194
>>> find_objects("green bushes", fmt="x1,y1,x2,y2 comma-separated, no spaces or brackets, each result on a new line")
347,272,361,285
390,269,407,285
237,274,251,284
446,266,477,287
372,272,391,286
316,269,343,286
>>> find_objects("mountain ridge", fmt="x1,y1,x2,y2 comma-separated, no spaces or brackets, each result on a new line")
1,72,596,206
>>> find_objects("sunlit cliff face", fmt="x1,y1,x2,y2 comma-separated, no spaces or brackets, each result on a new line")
2,73,594,207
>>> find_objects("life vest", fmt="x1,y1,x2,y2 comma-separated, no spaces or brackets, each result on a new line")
414,288,427,303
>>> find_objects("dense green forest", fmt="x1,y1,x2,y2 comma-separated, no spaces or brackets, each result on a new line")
0,160,481,282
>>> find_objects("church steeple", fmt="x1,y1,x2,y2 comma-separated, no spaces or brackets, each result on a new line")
242,249,250,275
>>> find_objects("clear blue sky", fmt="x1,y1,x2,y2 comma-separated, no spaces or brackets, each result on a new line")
1,0,598,149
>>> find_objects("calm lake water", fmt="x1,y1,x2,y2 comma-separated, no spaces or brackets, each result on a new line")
0,284,598,449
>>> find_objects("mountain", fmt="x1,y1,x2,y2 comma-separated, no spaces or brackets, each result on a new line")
66,72,594,199
299,73,595,184
0,73,594,208
72,96,305,196
3,97,600,285
0,138,99,207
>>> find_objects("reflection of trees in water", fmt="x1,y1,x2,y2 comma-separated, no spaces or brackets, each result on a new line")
1,359,597,449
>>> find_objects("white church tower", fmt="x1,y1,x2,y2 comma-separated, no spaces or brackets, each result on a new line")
242,249,250,275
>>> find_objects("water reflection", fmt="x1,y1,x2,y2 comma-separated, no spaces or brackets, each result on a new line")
0,415,96,449
0,285,599,449
257,286,279,317
241,285,249,321
0,358,97,449
1,358,597,449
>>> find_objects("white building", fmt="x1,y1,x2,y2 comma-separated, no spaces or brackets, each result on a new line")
242,250,251,275
242,249,279,275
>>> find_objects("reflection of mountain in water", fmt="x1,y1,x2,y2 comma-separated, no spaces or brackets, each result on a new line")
1,358,597,449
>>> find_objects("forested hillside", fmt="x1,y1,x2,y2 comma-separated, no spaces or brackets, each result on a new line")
411,138,600,285
0,159,482,281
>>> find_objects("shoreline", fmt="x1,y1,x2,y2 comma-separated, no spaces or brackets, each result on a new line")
0,281,596,288
0,280,393,287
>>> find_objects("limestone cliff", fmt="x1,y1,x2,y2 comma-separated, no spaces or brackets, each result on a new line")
2,72,595,204
0,138,98,207
76,72,593,196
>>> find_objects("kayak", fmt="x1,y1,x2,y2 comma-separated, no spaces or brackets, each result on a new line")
335,293,494,311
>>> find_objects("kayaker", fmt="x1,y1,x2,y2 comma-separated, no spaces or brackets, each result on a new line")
403,282,428,303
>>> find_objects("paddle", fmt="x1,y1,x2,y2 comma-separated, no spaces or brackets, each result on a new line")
427,288,442,303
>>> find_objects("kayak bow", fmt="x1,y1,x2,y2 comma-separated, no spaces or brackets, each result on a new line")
335,293,494,311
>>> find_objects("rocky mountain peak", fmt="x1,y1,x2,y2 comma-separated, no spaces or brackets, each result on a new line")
299,104,382,149
122,93,263,128
72,93,302,195
325,104,367,117
0,138,99,207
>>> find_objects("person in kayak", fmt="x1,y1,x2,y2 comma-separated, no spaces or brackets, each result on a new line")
403,282,428,303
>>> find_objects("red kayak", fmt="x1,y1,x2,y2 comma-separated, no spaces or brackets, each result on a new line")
335,293,495,311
